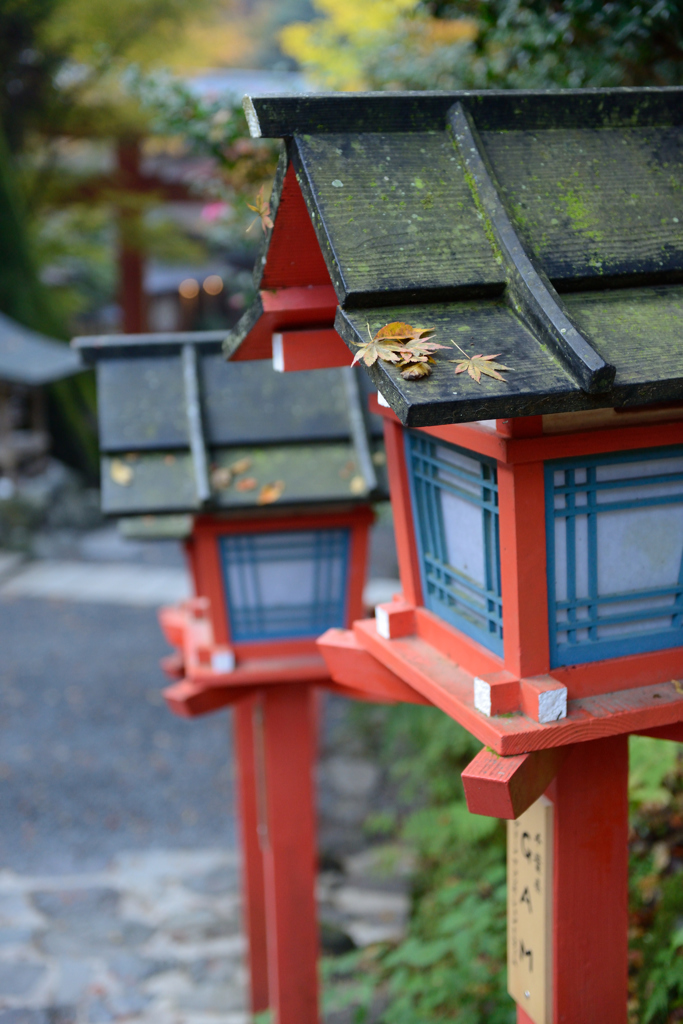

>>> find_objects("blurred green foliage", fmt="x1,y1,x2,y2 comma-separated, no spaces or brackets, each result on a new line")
323,708,683,1023
321,705,511,1023
282,0,683,91
129,70,278,251
0,0,218,473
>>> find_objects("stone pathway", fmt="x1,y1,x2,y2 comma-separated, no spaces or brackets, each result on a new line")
0,844,411,1023
0,561,190,608
0,526,408,1021
0,849,247,1024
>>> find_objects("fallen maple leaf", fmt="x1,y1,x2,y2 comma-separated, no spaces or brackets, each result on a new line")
351,322,447,378
211,466,233,491
401,361,432,380
374,322,435,344
110,458,133,486
351,323,405,368
229,457,252,475
258,480,285,505
450,341,513,384
398,337,448,363
246,186,274,234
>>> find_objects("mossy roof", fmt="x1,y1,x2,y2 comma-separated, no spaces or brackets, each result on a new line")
234,88,683,425
75,331,385,516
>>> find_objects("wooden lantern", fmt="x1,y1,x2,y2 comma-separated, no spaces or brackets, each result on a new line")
74,329,386,1024
222,86,683,1024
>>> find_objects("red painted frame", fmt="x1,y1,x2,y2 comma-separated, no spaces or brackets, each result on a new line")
168,504,373,1024
375,400,683,695
188,506,373,660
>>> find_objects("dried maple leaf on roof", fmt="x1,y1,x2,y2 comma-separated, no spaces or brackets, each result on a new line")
450,341,513,384
374,322,435,344
258,481,285,505
400,361,432,380
211,466,233,491
110,458,133,486
351,328,404,368
246,186,274,234
229,457,252,475
351,322,447,379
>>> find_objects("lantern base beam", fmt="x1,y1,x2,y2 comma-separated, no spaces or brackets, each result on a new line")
634,721,683,742
163,679,252,717
318,627,429,705
346,618,683,755
462,745,568,820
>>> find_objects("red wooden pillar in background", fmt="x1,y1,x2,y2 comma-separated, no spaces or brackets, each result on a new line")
117,141,147,334
517,736,629,1024
234,696,269,1014
261,683,320,1024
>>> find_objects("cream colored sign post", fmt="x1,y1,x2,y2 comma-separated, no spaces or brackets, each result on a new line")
507,795,553,1024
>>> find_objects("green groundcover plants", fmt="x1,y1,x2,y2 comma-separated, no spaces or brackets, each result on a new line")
321,706,683,1024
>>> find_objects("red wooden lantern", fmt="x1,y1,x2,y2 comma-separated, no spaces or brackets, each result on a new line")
222,86,683,1024
74,330,386,1024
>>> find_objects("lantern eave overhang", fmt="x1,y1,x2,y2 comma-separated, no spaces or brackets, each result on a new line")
74,330,387,516
228,86,683,426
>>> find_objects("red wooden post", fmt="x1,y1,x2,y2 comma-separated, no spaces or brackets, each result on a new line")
260,683,319,1024
383,418,423,606
234,696,269,1014
542,736,629,1024
497,459,550,680
117,141,147,334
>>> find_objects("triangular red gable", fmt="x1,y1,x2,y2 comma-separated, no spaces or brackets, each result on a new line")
259,162,332,290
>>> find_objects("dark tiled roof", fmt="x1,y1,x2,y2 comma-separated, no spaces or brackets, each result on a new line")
233,88,683,426
75,331,385,515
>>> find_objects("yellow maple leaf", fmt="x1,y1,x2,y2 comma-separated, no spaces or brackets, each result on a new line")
246,186,274,234
450,341,513,384
352,322,446,379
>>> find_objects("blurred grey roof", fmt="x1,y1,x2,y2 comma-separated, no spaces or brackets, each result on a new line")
74,329,386,516
0,312,82,385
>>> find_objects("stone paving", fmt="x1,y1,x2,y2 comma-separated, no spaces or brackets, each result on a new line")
0,561,190,608
0,848,247,1024
0,523,408,1022
0,844,411,1023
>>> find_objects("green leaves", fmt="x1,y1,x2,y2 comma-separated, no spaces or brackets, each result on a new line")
629,736,679,810
321,704,511,1024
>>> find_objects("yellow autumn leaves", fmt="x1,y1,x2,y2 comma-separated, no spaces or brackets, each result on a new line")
351,321,448,379
280,0,478,92
111,453,285,506
352,323,513,384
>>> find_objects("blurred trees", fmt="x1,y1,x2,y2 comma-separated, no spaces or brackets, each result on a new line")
281,0,683,91
0,0,221,331
0,0,222,470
